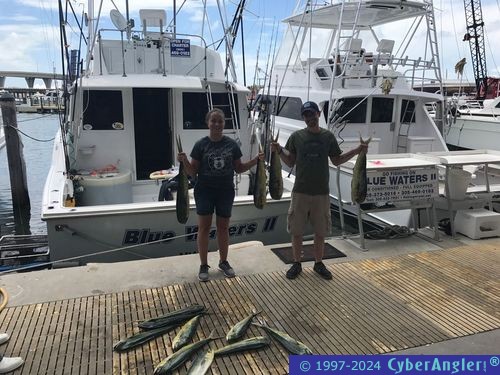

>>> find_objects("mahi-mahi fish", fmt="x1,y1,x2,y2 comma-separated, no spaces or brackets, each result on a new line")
226,310,260,342
171,314,203,352
153,330,218,375
351,136,371,204
186,350,214,375
252,319,313,355
214,336,270,356
253,145,267,209
269,130,283,200
176,135,189,224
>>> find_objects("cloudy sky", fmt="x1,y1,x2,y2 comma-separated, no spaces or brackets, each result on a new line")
0,0,499,89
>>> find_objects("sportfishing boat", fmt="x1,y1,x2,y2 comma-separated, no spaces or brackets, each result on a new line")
253,0,450,228
445,96,500,151
41,1,292,265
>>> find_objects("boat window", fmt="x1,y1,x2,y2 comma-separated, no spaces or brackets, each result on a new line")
82,90,123,130
276,96,303,120
401,100,416,123
371,98,394,123
254,95,276,113
337,97,367,124
183,92,239,130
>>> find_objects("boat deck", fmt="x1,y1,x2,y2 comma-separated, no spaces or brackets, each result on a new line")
0,244,499,374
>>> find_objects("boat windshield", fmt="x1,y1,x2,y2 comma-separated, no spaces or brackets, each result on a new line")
274,25,334,66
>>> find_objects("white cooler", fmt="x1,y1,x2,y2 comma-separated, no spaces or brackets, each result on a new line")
79,170,133,206
454,208,500,240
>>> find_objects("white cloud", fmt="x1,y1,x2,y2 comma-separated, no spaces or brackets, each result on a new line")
0,24,59,70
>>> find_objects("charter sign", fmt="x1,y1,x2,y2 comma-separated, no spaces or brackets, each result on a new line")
364,168,438,203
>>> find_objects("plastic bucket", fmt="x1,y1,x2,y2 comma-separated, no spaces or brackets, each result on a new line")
447,168,472,200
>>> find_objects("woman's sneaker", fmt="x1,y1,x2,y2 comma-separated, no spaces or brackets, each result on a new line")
218,260,235,278
286,262,302,279
313,262,332,280
198,264,210,282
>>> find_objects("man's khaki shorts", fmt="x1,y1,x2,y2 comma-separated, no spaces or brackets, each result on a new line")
287,192,331,237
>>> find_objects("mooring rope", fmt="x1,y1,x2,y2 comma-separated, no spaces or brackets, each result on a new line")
364,225,413,240
0,287,8,312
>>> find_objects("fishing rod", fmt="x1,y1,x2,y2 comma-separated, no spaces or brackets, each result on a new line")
261,19,278,157
250,19,265,110
57,0,72,174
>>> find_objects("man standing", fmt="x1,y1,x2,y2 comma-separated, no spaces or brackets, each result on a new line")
272,101,367,280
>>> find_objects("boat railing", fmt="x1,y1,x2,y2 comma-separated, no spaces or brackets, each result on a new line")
97,28,208,80
312,54,440,88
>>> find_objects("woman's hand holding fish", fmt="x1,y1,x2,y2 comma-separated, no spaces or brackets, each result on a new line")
177,152,188,163
357,143,368,154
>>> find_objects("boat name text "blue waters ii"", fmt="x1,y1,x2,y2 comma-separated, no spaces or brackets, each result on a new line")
122,216,279,245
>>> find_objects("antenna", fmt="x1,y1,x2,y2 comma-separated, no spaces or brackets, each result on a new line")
110,9,128,77
110,9,127,31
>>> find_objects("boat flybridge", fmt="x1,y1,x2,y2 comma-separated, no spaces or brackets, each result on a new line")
253,0,450,228
41,2,292,265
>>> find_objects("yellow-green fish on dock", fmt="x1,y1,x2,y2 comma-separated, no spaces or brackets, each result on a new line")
153,330,218,375
214,336,270,356
351,136,371,204
172,314,203,352
226,310,260,342
252,320,313,355
186,350,214,375
139,304,206,330
269,130,283,200
176,135,189,224
113,323,181,352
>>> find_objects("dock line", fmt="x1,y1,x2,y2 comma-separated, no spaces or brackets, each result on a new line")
0,287,8,312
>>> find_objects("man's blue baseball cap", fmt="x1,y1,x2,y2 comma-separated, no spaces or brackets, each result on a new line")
301,101,320,115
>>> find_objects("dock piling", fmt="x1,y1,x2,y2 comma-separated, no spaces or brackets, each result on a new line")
0,92,31,234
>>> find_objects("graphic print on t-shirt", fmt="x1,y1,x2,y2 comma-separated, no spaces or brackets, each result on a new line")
207,144,234,175
303,140,324,161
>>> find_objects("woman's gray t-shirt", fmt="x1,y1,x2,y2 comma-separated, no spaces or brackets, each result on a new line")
191,136,242,188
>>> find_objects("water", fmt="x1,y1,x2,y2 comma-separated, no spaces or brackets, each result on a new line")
0,113,59,236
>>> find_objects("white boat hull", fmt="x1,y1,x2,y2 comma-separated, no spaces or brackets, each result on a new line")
44,197,291,264
445,116,500,150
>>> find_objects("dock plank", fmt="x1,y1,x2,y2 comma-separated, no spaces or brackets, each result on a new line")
0,244,499,374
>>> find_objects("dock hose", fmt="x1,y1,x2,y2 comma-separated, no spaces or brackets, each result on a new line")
0,287,8,313
364,225,413,240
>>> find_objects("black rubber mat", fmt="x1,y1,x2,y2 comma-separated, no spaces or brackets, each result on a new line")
271,243,346,264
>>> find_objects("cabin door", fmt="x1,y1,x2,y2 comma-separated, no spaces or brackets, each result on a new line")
133,88,172,180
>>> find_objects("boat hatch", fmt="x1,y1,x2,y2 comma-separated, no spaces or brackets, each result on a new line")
133,88,172,180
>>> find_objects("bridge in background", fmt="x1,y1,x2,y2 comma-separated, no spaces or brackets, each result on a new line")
0,71,64,90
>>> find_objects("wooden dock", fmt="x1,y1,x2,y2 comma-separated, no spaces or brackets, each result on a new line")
0,244,499,374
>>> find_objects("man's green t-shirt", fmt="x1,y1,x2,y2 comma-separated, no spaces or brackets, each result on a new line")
285,128,342,195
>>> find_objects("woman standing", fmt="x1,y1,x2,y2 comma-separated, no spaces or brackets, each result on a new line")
178,108,262,281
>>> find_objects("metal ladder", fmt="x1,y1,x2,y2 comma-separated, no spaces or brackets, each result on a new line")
423,0,445,132
396,102,416,152
327,0,363,128
205,82,241,144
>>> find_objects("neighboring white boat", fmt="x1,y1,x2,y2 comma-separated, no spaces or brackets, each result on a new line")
0,123,5,150
253,0,448,227
445,96,500,150
41,2,292,264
